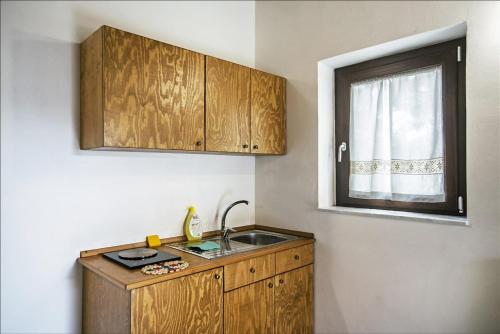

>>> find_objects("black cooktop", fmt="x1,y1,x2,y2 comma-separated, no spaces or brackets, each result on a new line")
103,248,181,269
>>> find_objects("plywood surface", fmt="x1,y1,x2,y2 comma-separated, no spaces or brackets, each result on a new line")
206,56,251,153
156,41,205,150
224,253,275,291
81,25,287,155
275,243,314,274
274,264,313,334
80,27,103,149
131,268,222,334
83,268,131,334
102,26,204,150
251,69,286,154
224,279,274,334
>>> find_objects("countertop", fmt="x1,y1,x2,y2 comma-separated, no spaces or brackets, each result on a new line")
78,224,314,290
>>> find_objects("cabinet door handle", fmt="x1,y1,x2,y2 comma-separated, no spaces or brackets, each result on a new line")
250,267,256,273
294,255,300,260
214,274,221,280
253,144,259,150
268,282,274,288
196,140,202,146
337,142,347,162
279,279,284,285
242,144,249,149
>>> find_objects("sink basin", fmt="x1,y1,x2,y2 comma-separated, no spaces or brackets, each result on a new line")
168,230,298,259
231,233,287,246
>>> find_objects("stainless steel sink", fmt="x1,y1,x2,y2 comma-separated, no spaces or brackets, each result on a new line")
168,230,298,259
231,233,287,246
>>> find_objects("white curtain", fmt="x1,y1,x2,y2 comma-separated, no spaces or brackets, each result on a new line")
349,65,445,202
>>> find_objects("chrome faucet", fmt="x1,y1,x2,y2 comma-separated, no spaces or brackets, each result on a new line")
221,200,249,240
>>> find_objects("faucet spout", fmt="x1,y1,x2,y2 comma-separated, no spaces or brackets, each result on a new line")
221,200,249,240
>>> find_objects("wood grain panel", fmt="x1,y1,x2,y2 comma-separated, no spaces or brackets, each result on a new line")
224,279,274,334
224,253,275,291
251,70,286,154
80,27,104,149
102,26,205,150
157,43,205,150
139,37,160,148
131,267,222,334
81,25,288,154
83,268,131,334
103,26,143,147
275,244,314,274
274,265,313,334
206,56,251,153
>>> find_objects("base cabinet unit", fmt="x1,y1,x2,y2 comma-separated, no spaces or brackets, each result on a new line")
224,266,313,334
223,244,314,334
81,238,313,334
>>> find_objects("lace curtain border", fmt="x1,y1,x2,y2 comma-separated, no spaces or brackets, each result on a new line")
350,157,444,175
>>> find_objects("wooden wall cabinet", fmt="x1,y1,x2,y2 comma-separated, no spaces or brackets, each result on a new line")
81,26,286,155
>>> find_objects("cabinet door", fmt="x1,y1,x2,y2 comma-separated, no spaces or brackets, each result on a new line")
274,265,313,334
206,56,251,153
103,26,151,148
156,42,205,151
250,70,286,154
224,278,274,334
131,268,223,334
103,26,205,150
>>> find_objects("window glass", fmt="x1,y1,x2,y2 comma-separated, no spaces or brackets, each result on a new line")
349,65,444,202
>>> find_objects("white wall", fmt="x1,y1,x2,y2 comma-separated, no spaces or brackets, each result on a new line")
255,1,500,333
1,1,255,333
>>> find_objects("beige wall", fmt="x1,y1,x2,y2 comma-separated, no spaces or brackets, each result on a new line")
255,1,500,333
1,1,255,333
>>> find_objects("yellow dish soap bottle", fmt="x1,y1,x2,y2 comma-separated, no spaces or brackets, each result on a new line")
184,206,203,241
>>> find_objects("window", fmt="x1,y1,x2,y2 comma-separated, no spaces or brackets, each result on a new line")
335,38,466,216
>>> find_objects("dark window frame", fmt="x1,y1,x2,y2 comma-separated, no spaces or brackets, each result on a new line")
334,38,466,216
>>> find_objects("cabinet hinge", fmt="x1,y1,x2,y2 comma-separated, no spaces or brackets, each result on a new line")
458,196,464,213
457,46,462,62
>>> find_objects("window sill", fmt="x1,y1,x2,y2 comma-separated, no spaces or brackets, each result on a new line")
317,206,469,226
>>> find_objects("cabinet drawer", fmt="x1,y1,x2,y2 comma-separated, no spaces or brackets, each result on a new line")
275,244,313,274
224,253,275,291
